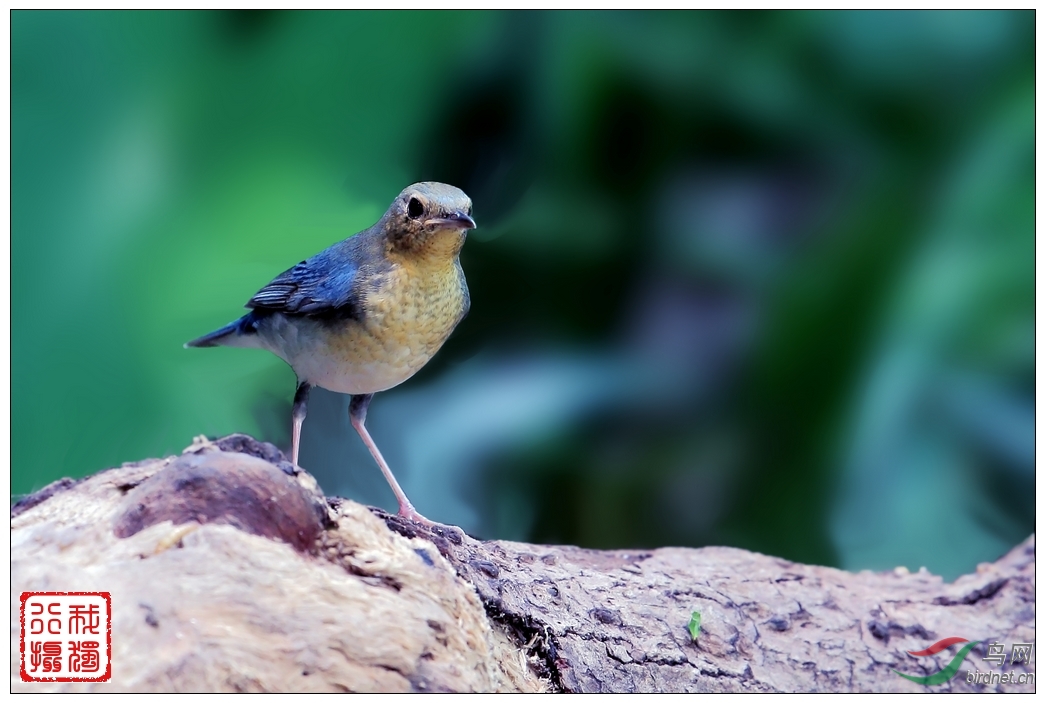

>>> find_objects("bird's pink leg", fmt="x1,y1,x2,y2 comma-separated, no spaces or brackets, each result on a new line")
291,417,303,466
349,394,434,526
290,381,311,466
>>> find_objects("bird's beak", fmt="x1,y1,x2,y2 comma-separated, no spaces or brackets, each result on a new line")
427,211,476,230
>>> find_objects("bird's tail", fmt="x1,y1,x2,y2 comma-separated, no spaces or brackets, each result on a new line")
184,311,263,349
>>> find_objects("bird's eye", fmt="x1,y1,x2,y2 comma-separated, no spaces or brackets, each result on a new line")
407,197,424,219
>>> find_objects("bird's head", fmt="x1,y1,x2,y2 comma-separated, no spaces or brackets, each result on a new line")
382,182,475,259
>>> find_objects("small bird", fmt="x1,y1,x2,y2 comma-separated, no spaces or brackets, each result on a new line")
186,182,475,524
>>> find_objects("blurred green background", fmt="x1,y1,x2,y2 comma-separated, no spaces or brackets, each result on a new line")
13,11,1033,580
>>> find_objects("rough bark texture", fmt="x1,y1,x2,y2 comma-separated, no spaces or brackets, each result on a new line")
11,435,1036,692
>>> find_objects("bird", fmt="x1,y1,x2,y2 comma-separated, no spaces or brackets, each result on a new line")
186,182,475,525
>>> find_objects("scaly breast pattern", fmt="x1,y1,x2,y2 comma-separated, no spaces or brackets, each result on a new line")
295,259,467,395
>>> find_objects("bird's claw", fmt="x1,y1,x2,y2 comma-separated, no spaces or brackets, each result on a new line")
398,505,437,527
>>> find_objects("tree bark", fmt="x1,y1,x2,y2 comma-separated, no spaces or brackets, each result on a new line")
11,435,1035,692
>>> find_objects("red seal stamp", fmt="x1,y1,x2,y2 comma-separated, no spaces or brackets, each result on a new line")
20,592,111,682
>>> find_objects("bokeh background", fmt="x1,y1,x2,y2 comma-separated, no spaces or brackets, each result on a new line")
13,10,1033,580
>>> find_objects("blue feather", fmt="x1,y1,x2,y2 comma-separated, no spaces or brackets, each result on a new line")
184,311,263,348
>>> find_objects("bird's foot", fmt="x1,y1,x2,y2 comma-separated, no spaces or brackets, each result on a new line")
397,503,437,527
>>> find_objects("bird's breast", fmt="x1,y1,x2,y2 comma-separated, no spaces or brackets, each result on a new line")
281,259,468,395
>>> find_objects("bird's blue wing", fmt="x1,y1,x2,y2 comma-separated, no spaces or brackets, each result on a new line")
246,245,362,319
